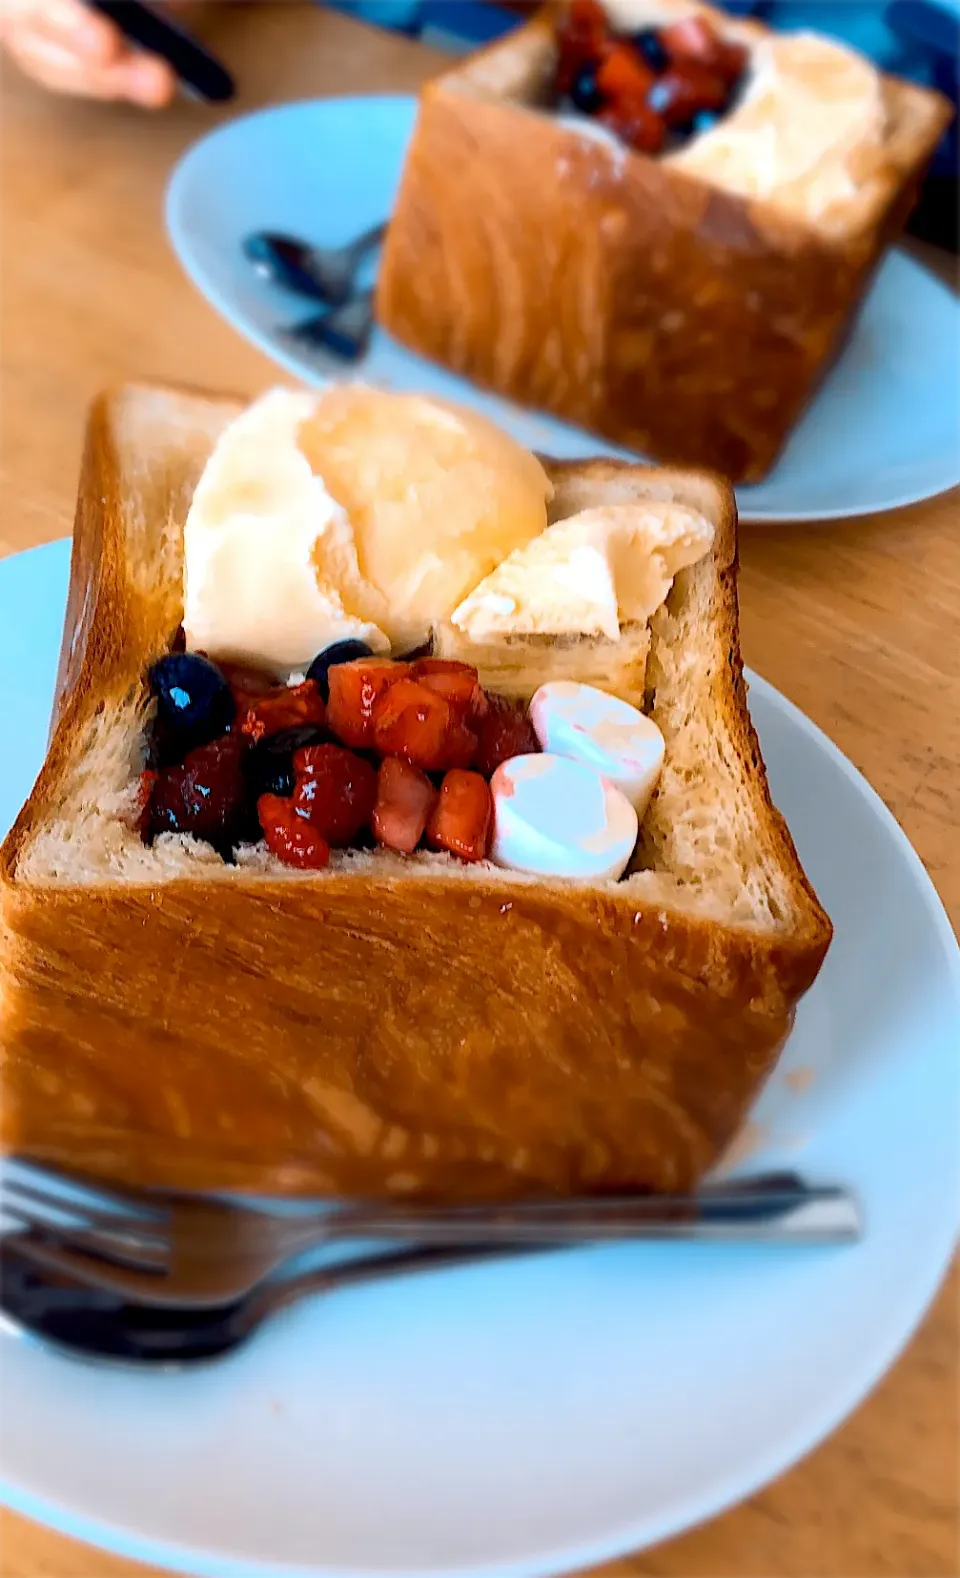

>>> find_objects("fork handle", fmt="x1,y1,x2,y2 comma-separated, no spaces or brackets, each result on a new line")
315,1186,861,1247
257,1189,858,1333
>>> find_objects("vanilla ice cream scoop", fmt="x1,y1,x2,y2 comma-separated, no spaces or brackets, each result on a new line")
667,32,887,227
183,389,390,680
183,385,554,677
297,384,554,653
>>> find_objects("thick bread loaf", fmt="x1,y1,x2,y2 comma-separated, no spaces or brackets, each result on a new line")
376,2,952,482
0,383,832,1198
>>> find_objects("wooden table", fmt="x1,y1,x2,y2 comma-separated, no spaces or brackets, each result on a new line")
1,6,957,1575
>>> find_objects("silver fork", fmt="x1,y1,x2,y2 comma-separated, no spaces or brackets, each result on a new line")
0,1163,861,1310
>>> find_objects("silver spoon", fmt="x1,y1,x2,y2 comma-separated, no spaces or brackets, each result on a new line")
281,289,375,363
0,1238,535,1366
243,225,386,307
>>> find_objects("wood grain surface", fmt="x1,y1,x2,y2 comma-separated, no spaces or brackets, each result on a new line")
0,6,957,1576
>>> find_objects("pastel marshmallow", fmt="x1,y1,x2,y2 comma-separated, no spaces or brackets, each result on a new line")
529,681,665,817
490,753,638,881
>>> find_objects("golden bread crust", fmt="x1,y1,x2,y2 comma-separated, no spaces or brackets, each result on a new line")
0,384,831,1197
375,8,952,482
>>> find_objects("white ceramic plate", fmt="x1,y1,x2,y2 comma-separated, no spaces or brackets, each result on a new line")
1,541,958,1578
165,95,960,525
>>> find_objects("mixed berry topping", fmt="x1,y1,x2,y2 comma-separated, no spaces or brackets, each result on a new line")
138,640,541,870
243,724,329,800
473,694,540,779
427,769,494,864
554,0,748,155
372,757,437,855
306,638,374,702
148,652,234,751
291,744,378,847
233,679,327,744
145,733,253,858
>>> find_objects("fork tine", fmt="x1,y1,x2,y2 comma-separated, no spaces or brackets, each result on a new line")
2,1174,165,1230
5,1230,165,1300
2,1175,168,1247
1,1169,171,1273
3,1159,168,1221
2,1202,169,1272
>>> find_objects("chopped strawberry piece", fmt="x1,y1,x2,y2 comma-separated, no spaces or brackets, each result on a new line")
291,744,377,846
148,734,250,848
134,769,158,841
326,660,410,749
569,0,607,31
372,757,438,855
597,42,654,103
648,64,726,126
372,678,452,770
372,679,481,771
715,39,748,86
218,660,276,698
258,793,330,870
600,94,666,152
409,658,488,720
660,16,746,84
474,695,540,779
427,770,493,864
236,680,327,744
659,14,719,65
443,715,479,771
556,0,611,91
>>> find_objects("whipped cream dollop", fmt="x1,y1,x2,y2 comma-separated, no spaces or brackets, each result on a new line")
450,501,714,643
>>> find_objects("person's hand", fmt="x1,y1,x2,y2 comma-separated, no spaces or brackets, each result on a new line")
0,0,178,105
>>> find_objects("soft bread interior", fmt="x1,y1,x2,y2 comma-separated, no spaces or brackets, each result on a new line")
13,384,820,942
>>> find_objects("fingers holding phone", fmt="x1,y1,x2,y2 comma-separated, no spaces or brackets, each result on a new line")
0,0,178,105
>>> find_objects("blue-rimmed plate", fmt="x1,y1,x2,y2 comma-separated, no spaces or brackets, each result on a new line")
0,539,958,1577
165,94,960,525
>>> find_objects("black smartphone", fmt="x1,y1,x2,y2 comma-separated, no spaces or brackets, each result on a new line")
86,0,235,102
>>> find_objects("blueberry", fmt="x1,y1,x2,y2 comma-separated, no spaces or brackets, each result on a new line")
670,107,723,148
690,107,723,136
569,61,606,115
148,653,234,750
144,712,186,771
243,725,328,800
630,28,669,73
305,639,373,703
647,78,673,117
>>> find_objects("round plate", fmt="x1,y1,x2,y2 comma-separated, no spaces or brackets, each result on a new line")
165,95,960,525
1,543,958,1578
